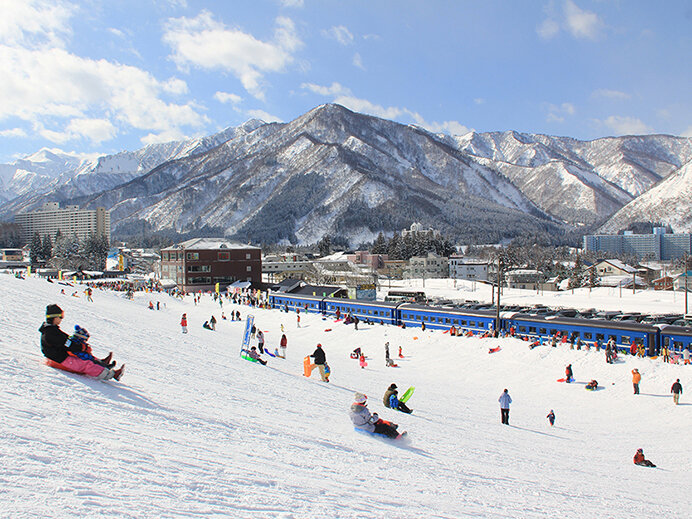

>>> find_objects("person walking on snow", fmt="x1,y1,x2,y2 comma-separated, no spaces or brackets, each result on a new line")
279,333,287,358
547,410,555,426
671,379,683,405
309,343,328,382
257,329,265,354
632,369,641,394
349,393,401,439
498,388,512,425
180,313,188,334
565,364,573,383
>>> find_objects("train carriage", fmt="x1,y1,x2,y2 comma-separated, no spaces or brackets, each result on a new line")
658,325,692,355
505,313,658,355
322,297,399,325
398,304,496,332
267,292,324,314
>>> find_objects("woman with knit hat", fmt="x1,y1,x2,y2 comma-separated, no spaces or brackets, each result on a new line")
349,392,403,439
39,304,124,381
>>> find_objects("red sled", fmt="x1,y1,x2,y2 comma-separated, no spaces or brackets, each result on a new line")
45,359,81,374
488,347,501,354
557,378,575,383
324,328,332,332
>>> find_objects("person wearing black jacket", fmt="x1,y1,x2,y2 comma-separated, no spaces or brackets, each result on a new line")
671,379,683,405
309,343,328,382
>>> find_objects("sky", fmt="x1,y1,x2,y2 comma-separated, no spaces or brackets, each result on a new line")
0,0,691,164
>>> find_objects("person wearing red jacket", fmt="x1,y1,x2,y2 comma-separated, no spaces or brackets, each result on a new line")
633,448,655,467
180,313,188,334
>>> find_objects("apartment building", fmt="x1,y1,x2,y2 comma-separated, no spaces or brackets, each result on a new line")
15,202,110,244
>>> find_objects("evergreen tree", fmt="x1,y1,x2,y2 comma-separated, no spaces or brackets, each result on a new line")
568,255,584,291
371,232,387,255
317,235,331,256
41,234,53,263
30,232,43,264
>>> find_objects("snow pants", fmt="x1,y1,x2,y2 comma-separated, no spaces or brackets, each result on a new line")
501,408,510,425
673,393,680,405
633,383,639,394
311,363,328,381
60,356,108,379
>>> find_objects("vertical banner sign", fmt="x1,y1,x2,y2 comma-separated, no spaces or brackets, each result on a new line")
118,254,124,271
240,314,255,356
215,283,220,294
27,266,31,276
58,270,63,281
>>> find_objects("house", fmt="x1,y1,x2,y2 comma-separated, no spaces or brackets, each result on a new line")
592,259,637,277
652,276,674,291
405,252,449,279
505,269,544,290
448,256,489,281
160,238,261,292
673,272,692,292
346,251,387,270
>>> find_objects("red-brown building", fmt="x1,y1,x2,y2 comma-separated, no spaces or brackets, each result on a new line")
160,238,261,292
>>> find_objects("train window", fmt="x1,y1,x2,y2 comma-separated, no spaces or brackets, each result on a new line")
674,341,683,349
461,320,467,326
519,326,526,333
550,329,557,335
445,318,450,324
635,338,643,345
583,332,592,340
596,334,604,340
453,319,459,325
469,321,475,327
539,328,547,334
663,337,669,347
423,316,428,321
621,336,630,344
529,327,536,333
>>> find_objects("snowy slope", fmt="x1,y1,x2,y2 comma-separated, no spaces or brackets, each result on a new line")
2,273,691,518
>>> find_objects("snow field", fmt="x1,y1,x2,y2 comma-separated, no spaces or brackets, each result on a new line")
1,273,690,518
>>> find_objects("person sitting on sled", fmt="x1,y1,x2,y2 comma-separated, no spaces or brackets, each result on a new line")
349,392,400,439
66,325,116,369
383,383,412,414
350,346,362,359
247,346,267,365
586,379,598,390
633,448,656,467
39,304,124,381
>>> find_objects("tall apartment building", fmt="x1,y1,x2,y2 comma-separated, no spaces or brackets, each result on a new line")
15,202,110,244
583,227,692,260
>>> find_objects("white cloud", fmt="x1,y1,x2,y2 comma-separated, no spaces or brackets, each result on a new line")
564,0,603,40
0,46,206,144
353,52,365,70
474,98,485,105
602,115,653,135
322,25,354,46
592,89,631,100
682,126,692,137
545,102,575,123
0,127,27,138
107,27,125,39
301,82,352,97
279,0,304,7
66,118,117,144
537,19,560,40
214,92,243,105
0,0,74,48
537,1,603,41
163,12,303,100
247,109,282,123
141,128,187,146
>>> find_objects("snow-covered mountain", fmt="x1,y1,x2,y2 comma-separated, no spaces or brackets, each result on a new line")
0,121,264,214
3,104,692,244
598,159,692,233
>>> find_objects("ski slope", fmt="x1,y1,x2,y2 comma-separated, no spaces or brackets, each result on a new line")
1,273,690,518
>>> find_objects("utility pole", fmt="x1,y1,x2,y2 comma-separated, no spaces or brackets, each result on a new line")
495,255,502,332
633,271,636,295
685,253,689,316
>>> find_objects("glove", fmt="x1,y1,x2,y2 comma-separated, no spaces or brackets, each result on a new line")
369,413,379,424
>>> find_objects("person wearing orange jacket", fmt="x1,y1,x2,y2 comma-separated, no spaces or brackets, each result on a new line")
633,448,655,467
632,368,641,394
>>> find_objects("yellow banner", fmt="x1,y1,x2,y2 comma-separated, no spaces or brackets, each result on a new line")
215,283,220,294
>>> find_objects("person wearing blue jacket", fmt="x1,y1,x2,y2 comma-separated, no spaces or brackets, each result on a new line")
498,388,512,425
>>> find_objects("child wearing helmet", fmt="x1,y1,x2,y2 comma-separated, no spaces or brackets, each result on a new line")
66,325,116,369
633,448,656,467
349,392,402,439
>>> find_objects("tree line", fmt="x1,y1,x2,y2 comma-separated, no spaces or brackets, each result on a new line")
29,231,109,271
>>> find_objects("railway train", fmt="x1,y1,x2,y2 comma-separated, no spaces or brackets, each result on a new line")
267,291,692,356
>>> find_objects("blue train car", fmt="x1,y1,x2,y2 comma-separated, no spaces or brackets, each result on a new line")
398,304,496,332
659,325,692,355
268,292,324,314
505,313,658,355
322,297,398,325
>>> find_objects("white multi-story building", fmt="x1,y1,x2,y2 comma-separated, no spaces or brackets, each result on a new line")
15,202,110,244
448,256,488,281
406,252,448,279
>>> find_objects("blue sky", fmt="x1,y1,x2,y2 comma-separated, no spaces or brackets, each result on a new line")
1,0,690,163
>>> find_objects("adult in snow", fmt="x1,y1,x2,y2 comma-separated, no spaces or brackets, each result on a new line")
247,346,267,365
498,388,512,425
683,347,691,365
383,383,412,414
39,304,124,381
309,343,328,382
349,393,401,439
279,333,287,358
671,379,683,405
565,364,573,383
257,329,265,353
546,410,555,426
633,448,656,467
210,315,217,331
632,369,641,394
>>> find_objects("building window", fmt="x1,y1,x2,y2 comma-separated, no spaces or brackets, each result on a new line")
246,266,252,272
218,252,230,261
187,265,210,272
186,252,199,260
188,276,211,284
246,253,251,259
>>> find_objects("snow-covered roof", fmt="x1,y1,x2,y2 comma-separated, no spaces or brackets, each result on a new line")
597,259,637,273
166,238,260,251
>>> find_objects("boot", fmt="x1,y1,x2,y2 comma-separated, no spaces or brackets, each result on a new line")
113,365,125,381
101,352,113,365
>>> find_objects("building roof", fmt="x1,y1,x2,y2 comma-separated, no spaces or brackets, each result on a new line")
165,238,261,251
596,259,637,274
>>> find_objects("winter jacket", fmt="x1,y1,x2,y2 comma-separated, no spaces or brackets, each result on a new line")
566,365,573,378
280,335,287,348
389,394,400,409
39,322,69,363
248,349,262,361
633,451,645,464
383,388,397,408
311,347,326,365
632,370,641,384
349,403,375,432
180,317,187,327
498,392,512,409
671,382,683,394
